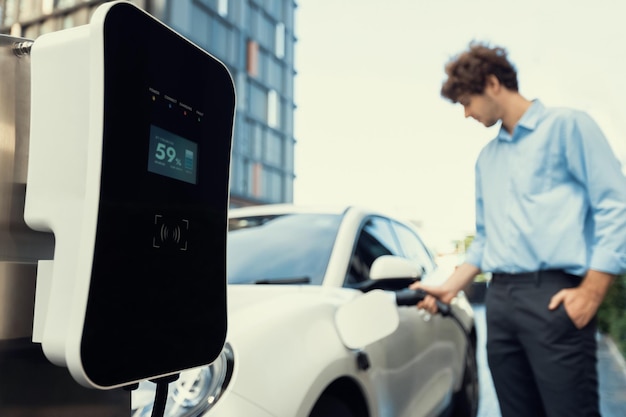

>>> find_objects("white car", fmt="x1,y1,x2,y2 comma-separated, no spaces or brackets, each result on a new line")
132,205,478,417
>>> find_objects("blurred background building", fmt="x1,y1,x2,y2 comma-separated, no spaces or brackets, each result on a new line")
0,0,297,207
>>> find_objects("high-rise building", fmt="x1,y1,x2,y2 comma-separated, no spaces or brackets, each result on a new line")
1,0,297,207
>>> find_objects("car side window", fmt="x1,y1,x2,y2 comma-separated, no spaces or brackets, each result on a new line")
392,221,436,274
346,217,401,285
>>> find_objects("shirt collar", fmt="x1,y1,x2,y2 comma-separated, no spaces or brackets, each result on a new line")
496,99,544,142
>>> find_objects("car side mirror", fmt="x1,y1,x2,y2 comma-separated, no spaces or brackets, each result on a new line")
370,255,423,281
335,290,399,349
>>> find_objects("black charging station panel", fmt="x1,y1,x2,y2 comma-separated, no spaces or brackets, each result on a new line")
80,3,234,387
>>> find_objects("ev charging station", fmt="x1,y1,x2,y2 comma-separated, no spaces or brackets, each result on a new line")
21,0,234,390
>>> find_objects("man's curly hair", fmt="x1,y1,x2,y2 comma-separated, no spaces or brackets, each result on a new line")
441,41,519,103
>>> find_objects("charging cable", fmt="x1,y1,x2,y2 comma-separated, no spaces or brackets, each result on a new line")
396,288,450,314
395,288,467,333
149,374,180,417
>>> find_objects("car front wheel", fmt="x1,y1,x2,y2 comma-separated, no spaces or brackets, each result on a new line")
309,394,357,417
452,342,479,417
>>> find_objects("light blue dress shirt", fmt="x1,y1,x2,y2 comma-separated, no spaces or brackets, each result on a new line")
465,100,626,276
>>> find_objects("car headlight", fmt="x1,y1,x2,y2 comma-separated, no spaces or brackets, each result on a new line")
132,343,234,417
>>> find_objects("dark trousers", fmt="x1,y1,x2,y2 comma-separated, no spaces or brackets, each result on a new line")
485,270,600,417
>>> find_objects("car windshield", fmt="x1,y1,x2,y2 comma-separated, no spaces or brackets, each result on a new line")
227,213,342,285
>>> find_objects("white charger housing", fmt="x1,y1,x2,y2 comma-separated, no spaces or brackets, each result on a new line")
25,1,234,389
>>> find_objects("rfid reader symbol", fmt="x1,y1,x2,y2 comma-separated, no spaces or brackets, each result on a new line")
153,215,189,250
160,224,181,243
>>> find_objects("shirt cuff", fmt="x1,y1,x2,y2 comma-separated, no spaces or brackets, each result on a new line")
589,247,626,276
464,248,483,271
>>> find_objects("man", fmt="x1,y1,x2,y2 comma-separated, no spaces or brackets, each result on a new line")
412,42,626,417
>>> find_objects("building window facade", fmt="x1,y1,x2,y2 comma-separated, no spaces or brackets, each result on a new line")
275,21,284,58
217,0,227,16
0,0,297,208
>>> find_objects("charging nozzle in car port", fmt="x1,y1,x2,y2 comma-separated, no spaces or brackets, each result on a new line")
395,288,452,317
395,288,474,355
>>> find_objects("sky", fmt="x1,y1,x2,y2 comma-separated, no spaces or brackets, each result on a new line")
292,0,626,252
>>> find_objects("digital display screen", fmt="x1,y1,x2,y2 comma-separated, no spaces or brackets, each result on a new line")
147,125,198,184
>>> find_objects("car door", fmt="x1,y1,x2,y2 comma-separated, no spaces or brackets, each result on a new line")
343,217,449,417
382,220,458,416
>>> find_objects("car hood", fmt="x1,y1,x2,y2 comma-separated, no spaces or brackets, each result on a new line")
225,285,357,338
227,284,356,315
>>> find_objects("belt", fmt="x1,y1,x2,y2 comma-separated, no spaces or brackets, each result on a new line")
490,269,573,285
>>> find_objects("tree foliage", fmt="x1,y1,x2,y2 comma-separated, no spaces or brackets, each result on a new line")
597,275,626,355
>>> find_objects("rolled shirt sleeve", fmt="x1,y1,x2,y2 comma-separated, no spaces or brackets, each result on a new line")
565,111,626,275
